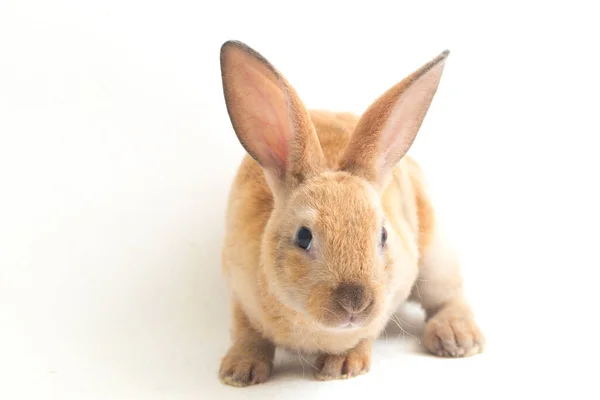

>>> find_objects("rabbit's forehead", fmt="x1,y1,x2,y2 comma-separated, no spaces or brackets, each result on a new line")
291,173,382,224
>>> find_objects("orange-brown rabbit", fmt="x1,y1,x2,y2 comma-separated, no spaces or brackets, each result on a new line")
218,40,484,386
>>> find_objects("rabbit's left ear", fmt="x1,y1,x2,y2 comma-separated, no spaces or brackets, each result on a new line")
341,50,449,188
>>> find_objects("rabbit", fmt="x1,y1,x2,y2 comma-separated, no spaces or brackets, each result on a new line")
217,40,484,387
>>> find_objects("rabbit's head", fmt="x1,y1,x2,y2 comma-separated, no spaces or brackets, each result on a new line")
220,41,448,330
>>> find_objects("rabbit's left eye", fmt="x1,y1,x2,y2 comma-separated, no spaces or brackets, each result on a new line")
381,227,388,247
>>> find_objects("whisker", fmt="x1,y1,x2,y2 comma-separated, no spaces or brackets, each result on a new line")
311,337,326,354
296,345,306,379
391,314,422,345
299,352,319,373
290,322,306,379
388,314,407,349
321,307,342,322
383,324,389,344
291,312,323,376
388,315,403,334
394,315,415,329
413,282,423,299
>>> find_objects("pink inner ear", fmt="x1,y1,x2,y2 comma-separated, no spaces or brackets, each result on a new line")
378,94,423,169
231,59,293,174
377,67,443,170
379,95,409,165
258,138,287,173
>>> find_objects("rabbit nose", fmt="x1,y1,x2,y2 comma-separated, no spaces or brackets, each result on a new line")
335,283,373,315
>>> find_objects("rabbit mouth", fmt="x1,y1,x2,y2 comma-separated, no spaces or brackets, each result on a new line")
340,321,360,330
340,314,363,329
324,322,361,332
328,314,370,331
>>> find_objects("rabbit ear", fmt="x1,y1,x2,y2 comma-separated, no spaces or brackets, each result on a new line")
340,50,450,188
220,40,325,191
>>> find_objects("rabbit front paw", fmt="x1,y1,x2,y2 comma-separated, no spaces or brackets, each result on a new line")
219,341,274,387
424,309,485,357
314,339,372,381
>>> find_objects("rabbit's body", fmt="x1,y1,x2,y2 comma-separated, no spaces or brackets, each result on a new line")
218,41,484,386
222,110,430,354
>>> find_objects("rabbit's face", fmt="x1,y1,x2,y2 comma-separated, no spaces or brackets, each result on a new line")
263,172,395,330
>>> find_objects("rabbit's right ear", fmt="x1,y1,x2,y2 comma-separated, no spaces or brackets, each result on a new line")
220,41,325,192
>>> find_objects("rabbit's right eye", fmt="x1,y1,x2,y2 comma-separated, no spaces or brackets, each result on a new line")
296,227,312,251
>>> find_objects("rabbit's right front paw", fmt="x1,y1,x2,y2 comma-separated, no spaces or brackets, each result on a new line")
219,342,274,387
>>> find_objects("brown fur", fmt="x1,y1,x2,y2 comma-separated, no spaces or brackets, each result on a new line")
218,41,484,387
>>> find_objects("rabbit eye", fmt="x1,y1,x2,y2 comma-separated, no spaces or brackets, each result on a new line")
381,227,388,247
296,227,312,250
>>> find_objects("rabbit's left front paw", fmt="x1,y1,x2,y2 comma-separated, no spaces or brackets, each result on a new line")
314,339,371,380
424,310,485,357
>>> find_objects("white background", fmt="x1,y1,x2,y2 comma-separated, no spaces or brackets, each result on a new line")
1,1,599,399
